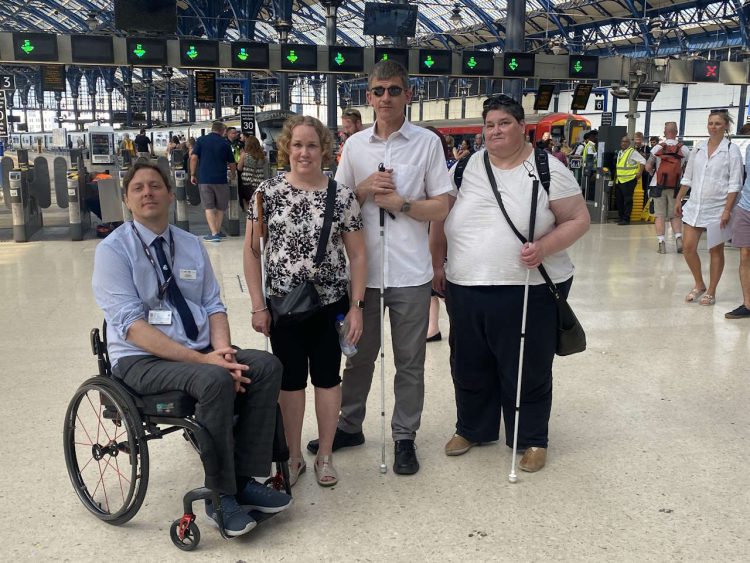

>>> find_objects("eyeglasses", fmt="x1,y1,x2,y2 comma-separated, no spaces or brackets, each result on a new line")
709,108,729,116
483,94,518,109
369,86,404,97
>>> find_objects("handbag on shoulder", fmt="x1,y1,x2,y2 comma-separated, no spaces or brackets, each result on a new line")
482,151,586,356
268,178,337,327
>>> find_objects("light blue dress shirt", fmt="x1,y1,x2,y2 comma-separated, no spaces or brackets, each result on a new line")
92,221,226,367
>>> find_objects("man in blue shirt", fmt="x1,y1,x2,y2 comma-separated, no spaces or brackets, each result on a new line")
92,162,291,536
189,121,237,242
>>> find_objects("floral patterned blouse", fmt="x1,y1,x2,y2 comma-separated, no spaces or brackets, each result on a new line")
247,175,363,305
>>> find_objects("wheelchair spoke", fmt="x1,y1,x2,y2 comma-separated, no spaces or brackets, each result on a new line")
75,414,96,447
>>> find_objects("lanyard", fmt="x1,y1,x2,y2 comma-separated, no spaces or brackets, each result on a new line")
131,223,175,301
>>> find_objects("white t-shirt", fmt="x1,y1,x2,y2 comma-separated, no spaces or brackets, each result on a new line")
649,139,691,187
335,119,453,288
444,149,581,286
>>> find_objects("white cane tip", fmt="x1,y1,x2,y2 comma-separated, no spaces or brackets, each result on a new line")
379,464,387,474
508,474,518,483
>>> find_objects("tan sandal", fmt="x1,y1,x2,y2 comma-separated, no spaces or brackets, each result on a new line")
685,288,706,303
289,457,306,487
314,455,338,487
699,294,716,306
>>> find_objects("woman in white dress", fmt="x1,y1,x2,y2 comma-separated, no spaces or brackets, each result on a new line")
675,110,743,306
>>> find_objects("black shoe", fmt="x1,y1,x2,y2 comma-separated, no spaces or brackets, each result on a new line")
393,439,419,475
426,331,442,343
725,304,750,319
306,428,365,454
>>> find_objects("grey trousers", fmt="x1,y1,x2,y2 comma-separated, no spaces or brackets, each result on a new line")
114,349,283,495
338,282,431,441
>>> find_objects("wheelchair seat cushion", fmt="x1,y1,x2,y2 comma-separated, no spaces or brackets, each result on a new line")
140,390,196,417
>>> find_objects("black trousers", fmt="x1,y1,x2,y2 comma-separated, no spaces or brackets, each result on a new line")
445,279,571,449
615,178,637,222
114,349,283,495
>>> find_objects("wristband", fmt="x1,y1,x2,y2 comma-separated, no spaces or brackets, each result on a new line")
251,306,268,314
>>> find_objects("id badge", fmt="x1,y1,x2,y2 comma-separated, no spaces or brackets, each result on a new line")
180,269,197,280
148,309,173,325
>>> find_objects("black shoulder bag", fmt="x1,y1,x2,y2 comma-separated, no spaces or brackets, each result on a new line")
482,151,586,356
268,178,337,327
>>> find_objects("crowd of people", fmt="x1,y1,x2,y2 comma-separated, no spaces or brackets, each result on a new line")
90,59,750,540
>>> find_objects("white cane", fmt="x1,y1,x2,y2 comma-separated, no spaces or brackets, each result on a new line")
256,190,269,352
378,205,387,474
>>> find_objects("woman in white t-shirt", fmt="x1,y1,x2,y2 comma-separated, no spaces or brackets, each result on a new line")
440,95,589,473
675,110,743,306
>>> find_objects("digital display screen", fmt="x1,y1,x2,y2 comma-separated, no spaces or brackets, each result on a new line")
180,39,220,68
418,49,452,75
568,55,599,79
502,52,535,77
71,35,114,64
195,71,217,104
692,60,721,83
126,37,168,66
280,44,318,71
114,0,177,34
13,32,58,62
534,84,555,111
328,46,365,73
374,48,409,70
230,42,269,70
461,51,494,76
570,83,593,111
41,65,66,92
363,3,418,37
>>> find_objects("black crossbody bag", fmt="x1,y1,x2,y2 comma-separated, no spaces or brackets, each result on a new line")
268,178,337,327
482,151,586,356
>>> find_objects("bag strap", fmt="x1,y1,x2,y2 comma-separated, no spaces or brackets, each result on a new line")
533,148,551,194
482,151,560,296
313,178,337,268
452,154,471,189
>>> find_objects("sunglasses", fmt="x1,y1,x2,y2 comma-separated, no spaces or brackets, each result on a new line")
483,94,518,109
369,85,404,97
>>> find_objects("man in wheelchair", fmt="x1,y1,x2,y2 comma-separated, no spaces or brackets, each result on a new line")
92,161,291,537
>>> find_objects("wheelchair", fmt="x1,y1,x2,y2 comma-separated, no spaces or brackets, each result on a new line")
63,324,291,551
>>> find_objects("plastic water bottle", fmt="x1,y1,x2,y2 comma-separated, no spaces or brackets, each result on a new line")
335,314,358,357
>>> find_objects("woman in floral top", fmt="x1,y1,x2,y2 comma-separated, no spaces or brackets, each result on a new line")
244,115,366,487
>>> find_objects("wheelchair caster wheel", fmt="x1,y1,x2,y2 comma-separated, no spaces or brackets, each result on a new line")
170,518,200,551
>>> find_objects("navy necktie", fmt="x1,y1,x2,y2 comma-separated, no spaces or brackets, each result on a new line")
152,236,199,341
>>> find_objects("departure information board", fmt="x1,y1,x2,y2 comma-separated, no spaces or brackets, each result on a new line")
280,44,318,71
570,83,593,110
374,48,409,70
71,35,114,64
41,65,67,92
461,51,494,76
13,32,58,62
126,37,168,66
195,71,217,104
418,49,451,75
230,42,269,70
568,55,599,79
502,52,535,77
180,39,220,68
534,84,555,111
328,46,365,73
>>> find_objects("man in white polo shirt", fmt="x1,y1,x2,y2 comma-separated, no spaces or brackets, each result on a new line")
306,60,452,474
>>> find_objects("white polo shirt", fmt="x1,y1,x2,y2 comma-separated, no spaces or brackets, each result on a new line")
335,119,453,288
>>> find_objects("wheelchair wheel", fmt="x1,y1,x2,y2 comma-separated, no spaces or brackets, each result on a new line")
170,519,200,551
63,378,149,525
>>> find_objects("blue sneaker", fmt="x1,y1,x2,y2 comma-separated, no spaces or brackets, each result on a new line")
203,233,221,242
217,231,228,238
205,495,256,537
237,479,293,514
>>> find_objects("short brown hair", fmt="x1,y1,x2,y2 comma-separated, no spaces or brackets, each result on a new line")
122,161,172,194
211,121,226,133
276,115,334,168
243,136,266,161
342,108,362,121
368,59,409,90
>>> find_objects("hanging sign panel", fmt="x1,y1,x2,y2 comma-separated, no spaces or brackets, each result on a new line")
280,44,318,71
41,65,67,92
461,51,494,76
328,46,365,73
568,56,599,79
13,32,58,62
126,37,168,66
374,48,409,70
195,71,217,104
180,39,220,68
71,35,114,64
417,49,452,75
230,42,270,70
502,52,535,78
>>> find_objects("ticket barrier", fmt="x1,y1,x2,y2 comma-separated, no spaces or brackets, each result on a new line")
118,169,132,222
9,169,43,242
226,172,241,237
585,170,612,224
174,169,189,231
67,171,92,241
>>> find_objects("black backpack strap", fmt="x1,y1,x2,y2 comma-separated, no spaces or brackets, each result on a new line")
313,179,337,269
533,148,551,194
452,155,471,189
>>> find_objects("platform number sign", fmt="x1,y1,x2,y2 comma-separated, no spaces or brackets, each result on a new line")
594,99,604,111
0,74,15,90
240,105,255,136
0,92,8,137
233,93,243,107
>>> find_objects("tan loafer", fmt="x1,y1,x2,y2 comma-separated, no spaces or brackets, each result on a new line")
445,434,479,456
519,447,547,472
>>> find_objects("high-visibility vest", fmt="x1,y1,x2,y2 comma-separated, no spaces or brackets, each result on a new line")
616,147,639,183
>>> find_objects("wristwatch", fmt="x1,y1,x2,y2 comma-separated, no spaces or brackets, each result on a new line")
400,199,412,214
354,299,365,310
